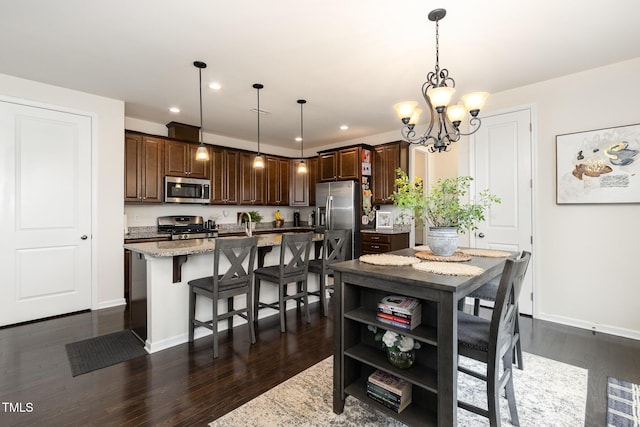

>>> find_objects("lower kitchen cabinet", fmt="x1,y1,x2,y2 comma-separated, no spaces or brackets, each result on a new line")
360,232,409,255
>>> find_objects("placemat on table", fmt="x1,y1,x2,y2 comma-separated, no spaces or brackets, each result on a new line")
359,254,421,266
412,261,485,276
460,248,511,258
415,251,471,262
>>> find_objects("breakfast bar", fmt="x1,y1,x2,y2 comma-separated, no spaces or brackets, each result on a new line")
124,233,323,353
331,248,509,426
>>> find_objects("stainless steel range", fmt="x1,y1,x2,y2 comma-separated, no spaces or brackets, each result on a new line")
157,215,218,240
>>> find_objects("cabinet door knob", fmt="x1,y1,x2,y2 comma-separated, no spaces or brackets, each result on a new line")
81,235,88,240
478,232,485,238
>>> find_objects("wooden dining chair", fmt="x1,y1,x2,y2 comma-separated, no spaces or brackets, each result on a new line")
307,229,349,317
468,273,525,370
457,251,531,427
187,236,258,358
254,232,313,333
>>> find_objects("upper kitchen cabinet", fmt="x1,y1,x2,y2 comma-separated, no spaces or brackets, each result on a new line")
210,146,239,205
307,157,318,206
319,151,337,181
372,141,409,204
290,159,309,206
124,132,164,203
165,140,210,179
239,152,265,205
318,145,373,182
265,156,290,206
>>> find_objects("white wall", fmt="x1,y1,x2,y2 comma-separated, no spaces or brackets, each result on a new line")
0,73,125,309
473,58,640,339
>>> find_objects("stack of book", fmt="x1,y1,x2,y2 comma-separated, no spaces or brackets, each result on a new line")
366,369,412,413
377,295,422,330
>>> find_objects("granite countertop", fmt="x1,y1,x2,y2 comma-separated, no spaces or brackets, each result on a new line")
124,232,324,257
124,224,315,241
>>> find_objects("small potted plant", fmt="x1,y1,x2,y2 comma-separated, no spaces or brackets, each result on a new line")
248,210,262,229
390,169,500,256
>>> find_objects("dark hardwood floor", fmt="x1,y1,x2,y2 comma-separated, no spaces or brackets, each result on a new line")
1,301,638,426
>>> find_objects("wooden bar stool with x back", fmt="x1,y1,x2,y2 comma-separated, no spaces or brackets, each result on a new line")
253,232,313,333
187,236,258,358
457,251,531,426
307,229,349,317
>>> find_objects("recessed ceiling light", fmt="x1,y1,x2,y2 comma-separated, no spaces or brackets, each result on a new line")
169,107,180,113
340,125,349,130
209,82,222,90
295,137,302,142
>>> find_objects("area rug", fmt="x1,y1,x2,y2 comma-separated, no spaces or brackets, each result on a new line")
607,376,640,426
210,352,587,426
65,330,147,377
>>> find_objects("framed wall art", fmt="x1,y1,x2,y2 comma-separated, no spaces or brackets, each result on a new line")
375,211,393,229
556,123,640,204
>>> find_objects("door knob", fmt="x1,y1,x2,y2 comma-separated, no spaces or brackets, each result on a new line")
478,232,485,238
81,235,88,240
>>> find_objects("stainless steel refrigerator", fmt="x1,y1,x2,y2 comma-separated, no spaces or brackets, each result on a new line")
315,181,360,259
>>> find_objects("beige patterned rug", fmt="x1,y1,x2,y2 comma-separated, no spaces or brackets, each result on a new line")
210,353,587,426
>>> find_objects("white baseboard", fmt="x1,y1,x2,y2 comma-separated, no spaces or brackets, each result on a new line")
537,312,640,341
96,298,126,310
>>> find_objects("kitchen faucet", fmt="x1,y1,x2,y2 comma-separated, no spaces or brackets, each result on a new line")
239,212,252,237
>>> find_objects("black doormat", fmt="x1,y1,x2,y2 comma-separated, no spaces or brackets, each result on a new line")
65,330,147,377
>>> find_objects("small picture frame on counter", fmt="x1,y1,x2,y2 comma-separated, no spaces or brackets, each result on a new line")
375,211,393,229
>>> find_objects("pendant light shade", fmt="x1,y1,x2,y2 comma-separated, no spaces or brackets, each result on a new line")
253,83,265,169
297,99,307,174
193,61,209,161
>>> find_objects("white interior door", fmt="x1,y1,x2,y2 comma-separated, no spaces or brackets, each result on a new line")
471,107,534,314
0,100,92,326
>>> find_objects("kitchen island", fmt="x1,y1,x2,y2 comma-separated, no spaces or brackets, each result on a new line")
124,233,323,353
331,248,510,426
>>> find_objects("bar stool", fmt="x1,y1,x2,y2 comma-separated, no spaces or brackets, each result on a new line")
187,236,258,358
457,251,531,426
308,229,349,316
254,232,313,333
468,275,525,370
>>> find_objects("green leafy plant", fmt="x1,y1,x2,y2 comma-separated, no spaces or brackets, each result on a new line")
248,210,262,223
389,169,500,233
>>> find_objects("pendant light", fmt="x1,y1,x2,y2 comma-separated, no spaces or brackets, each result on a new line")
297,99,307,174
194,61,209,161
252,83,265,168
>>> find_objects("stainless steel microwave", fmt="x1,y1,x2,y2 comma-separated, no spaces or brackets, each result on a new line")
164,176,210,204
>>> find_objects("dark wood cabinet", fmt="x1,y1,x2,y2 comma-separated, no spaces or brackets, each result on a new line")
290,159,309,206
319,152,338,181
373,141,409,204
210,146,239,204
265,156,290,206
360,232,409,255
124,132,164,203
308,157,318,206
239,152,265,205
318,145,372,182
338,147,360,180
165,140,209,179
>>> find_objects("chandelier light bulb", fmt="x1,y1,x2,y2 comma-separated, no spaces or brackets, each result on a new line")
446,104,466,125
427,86,456,109
394,101,418,121
461,92,489,116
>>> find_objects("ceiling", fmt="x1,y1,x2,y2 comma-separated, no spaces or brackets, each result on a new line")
1,0,639,150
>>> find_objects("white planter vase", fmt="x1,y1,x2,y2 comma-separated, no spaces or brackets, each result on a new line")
426,227,459,256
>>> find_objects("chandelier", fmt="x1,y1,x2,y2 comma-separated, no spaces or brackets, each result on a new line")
394,9,489,153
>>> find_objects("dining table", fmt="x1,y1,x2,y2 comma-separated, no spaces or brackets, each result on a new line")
331,247,512,426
